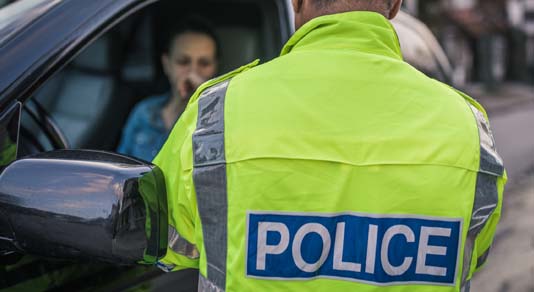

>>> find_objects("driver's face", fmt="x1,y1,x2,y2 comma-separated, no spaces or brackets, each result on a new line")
162,32,218,101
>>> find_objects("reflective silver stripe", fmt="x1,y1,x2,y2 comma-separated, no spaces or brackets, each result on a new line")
469,104,504,176
194,81,230,166
168,225,199,259
156,261,176,273
461,280,471,292
198,273,224,292
461,104,503,288
193,80,231,291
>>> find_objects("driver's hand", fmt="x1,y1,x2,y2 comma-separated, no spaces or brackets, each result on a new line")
179,72,205,99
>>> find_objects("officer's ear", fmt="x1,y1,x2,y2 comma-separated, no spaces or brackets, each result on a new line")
388,0,403,19
292,0,303,13
292,0,307,30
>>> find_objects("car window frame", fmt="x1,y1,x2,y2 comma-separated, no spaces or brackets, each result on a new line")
10,0,159,156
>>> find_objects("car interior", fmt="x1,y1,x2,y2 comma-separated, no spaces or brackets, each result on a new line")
21,0,287,157
13,1,289,289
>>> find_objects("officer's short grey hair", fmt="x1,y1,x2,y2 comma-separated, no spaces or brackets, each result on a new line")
312,0,394,10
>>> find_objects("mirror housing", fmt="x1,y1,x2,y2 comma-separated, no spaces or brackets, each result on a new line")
0,150,167,265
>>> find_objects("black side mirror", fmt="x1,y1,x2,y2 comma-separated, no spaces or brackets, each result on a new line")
0,150,167,265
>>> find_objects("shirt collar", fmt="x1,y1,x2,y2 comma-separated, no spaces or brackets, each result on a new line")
281,11,402,60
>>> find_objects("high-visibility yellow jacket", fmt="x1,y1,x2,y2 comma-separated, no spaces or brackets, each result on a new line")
154,11,506,292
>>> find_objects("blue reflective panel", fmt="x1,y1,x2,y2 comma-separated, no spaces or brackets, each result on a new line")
246,212,462,286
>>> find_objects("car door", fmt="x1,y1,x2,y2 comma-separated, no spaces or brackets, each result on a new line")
0,0,292,290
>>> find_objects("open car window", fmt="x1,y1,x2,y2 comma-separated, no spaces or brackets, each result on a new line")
12,1,288,288
20,0,286,157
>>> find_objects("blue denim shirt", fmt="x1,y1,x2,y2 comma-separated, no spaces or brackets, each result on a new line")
117,94,176,161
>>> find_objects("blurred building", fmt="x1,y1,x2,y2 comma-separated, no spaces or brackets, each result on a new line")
523,0,534,82
404,0,533,88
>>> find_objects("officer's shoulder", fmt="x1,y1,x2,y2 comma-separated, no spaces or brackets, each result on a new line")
192,59,260,102
429,78,489,119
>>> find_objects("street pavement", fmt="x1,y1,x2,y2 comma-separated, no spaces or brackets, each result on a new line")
491,104,534,180
471,176,534,292
467,83,534,117
468,83,534,292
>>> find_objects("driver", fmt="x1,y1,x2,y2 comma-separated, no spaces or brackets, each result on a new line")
118,16,219,161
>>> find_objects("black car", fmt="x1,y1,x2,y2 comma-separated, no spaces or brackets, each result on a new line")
0,0,291,290
0,0,452,290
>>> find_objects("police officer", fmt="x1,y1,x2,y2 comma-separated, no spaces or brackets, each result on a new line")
154,0,506,291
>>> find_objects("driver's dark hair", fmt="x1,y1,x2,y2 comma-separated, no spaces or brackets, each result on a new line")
164,15,220,58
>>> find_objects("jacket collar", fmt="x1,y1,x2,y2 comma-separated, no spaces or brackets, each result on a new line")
281,11,402,60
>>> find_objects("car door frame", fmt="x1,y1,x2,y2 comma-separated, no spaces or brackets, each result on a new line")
0,0,157,111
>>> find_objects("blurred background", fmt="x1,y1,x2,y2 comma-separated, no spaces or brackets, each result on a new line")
403,1,534,291
403,0,534,87
0,0,532,291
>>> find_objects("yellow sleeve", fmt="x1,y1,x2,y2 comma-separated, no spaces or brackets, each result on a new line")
455,88,507,276
152,99,200,272
152,60,260,272
472,173,506,274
